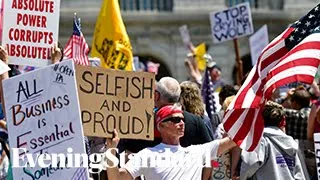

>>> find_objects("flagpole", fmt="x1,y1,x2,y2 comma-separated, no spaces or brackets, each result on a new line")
234,39,243,86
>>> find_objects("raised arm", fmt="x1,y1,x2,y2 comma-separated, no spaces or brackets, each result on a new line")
105,130,133,180
217,137,237,156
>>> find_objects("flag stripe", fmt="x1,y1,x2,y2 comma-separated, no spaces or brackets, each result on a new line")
233,109,256,144
257,27,293,72
264,66,318,96
267,58,320,80
227,66,257,109
239,109,260,150
223,109,247,134
248,111,264,151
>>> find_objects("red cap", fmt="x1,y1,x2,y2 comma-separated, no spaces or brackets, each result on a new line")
156,105,183,126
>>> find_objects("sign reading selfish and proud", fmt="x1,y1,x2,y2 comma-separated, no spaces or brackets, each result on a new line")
76,65,155,140
210,2,253,43
3,60,88,179
2,0,60,66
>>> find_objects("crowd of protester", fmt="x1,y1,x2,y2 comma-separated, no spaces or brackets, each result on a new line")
0,40,318,180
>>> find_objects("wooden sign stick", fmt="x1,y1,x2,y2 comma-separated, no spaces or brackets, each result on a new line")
233,38,243,86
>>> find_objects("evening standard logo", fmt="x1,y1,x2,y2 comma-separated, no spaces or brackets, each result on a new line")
12,147,213,177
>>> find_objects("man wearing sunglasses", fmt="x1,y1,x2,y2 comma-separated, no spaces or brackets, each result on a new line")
121,77,212,154
105,105,236,180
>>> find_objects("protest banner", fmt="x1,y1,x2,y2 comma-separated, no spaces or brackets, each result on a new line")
2,0,60,66
76,65,155,140
210,2,253,43
3,60,88,179
314,133,320,179
179,25,191,48
249,25,269,66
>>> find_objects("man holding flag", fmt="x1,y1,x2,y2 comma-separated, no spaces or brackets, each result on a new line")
91,0,133,71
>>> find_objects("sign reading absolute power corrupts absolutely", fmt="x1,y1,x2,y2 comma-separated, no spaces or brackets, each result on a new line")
210,2,253,43
2,0,60,66
76,65,155,140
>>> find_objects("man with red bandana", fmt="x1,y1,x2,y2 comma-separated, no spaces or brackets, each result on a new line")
105,105,236,180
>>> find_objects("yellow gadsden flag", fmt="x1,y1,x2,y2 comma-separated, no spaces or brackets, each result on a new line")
193,43,206,71
91,0,133,70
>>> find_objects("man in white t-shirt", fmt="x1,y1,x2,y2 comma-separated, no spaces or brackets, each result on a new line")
105,105,236,180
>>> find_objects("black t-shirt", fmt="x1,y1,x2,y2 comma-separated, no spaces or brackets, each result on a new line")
180,111,213,147
122,111,213,153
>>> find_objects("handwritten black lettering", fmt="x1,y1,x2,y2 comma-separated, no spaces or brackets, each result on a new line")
29,122,74,150
94,112,105,133
213,4,251,42
99,100,131,112
37,118,46,129
55,73,63,83
95,73,104,95
82,111,146,137
79,71,94,94
79,72,153,99
11,94,70,126
16,79,43,103
82,110,91,123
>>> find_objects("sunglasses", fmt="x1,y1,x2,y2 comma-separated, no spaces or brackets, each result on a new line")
162,117,184,124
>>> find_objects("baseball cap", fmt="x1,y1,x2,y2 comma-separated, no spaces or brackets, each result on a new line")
204,54,221,71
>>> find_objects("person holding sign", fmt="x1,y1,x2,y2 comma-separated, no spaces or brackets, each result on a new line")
105,105,236,180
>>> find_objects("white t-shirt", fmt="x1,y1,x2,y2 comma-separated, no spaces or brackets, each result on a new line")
124,140,220,180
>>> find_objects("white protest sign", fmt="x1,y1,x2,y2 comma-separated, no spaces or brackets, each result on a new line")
249,25,269,66
179,25,191,47
314,133,320,179
3,60,88,179
210,2,253,43
2,0,60,67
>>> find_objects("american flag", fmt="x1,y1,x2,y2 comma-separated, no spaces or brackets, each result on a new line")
64,14,90,66
202,68,217,120
223,3,320,151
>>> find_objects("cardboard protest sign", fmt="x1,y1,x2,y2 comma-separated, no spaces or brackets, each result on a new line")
179,25,191,47
249,25,269,66
314,133,320,179
3,60,88,179
210,2,253,43
76,65,155,140
2,0,60,66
